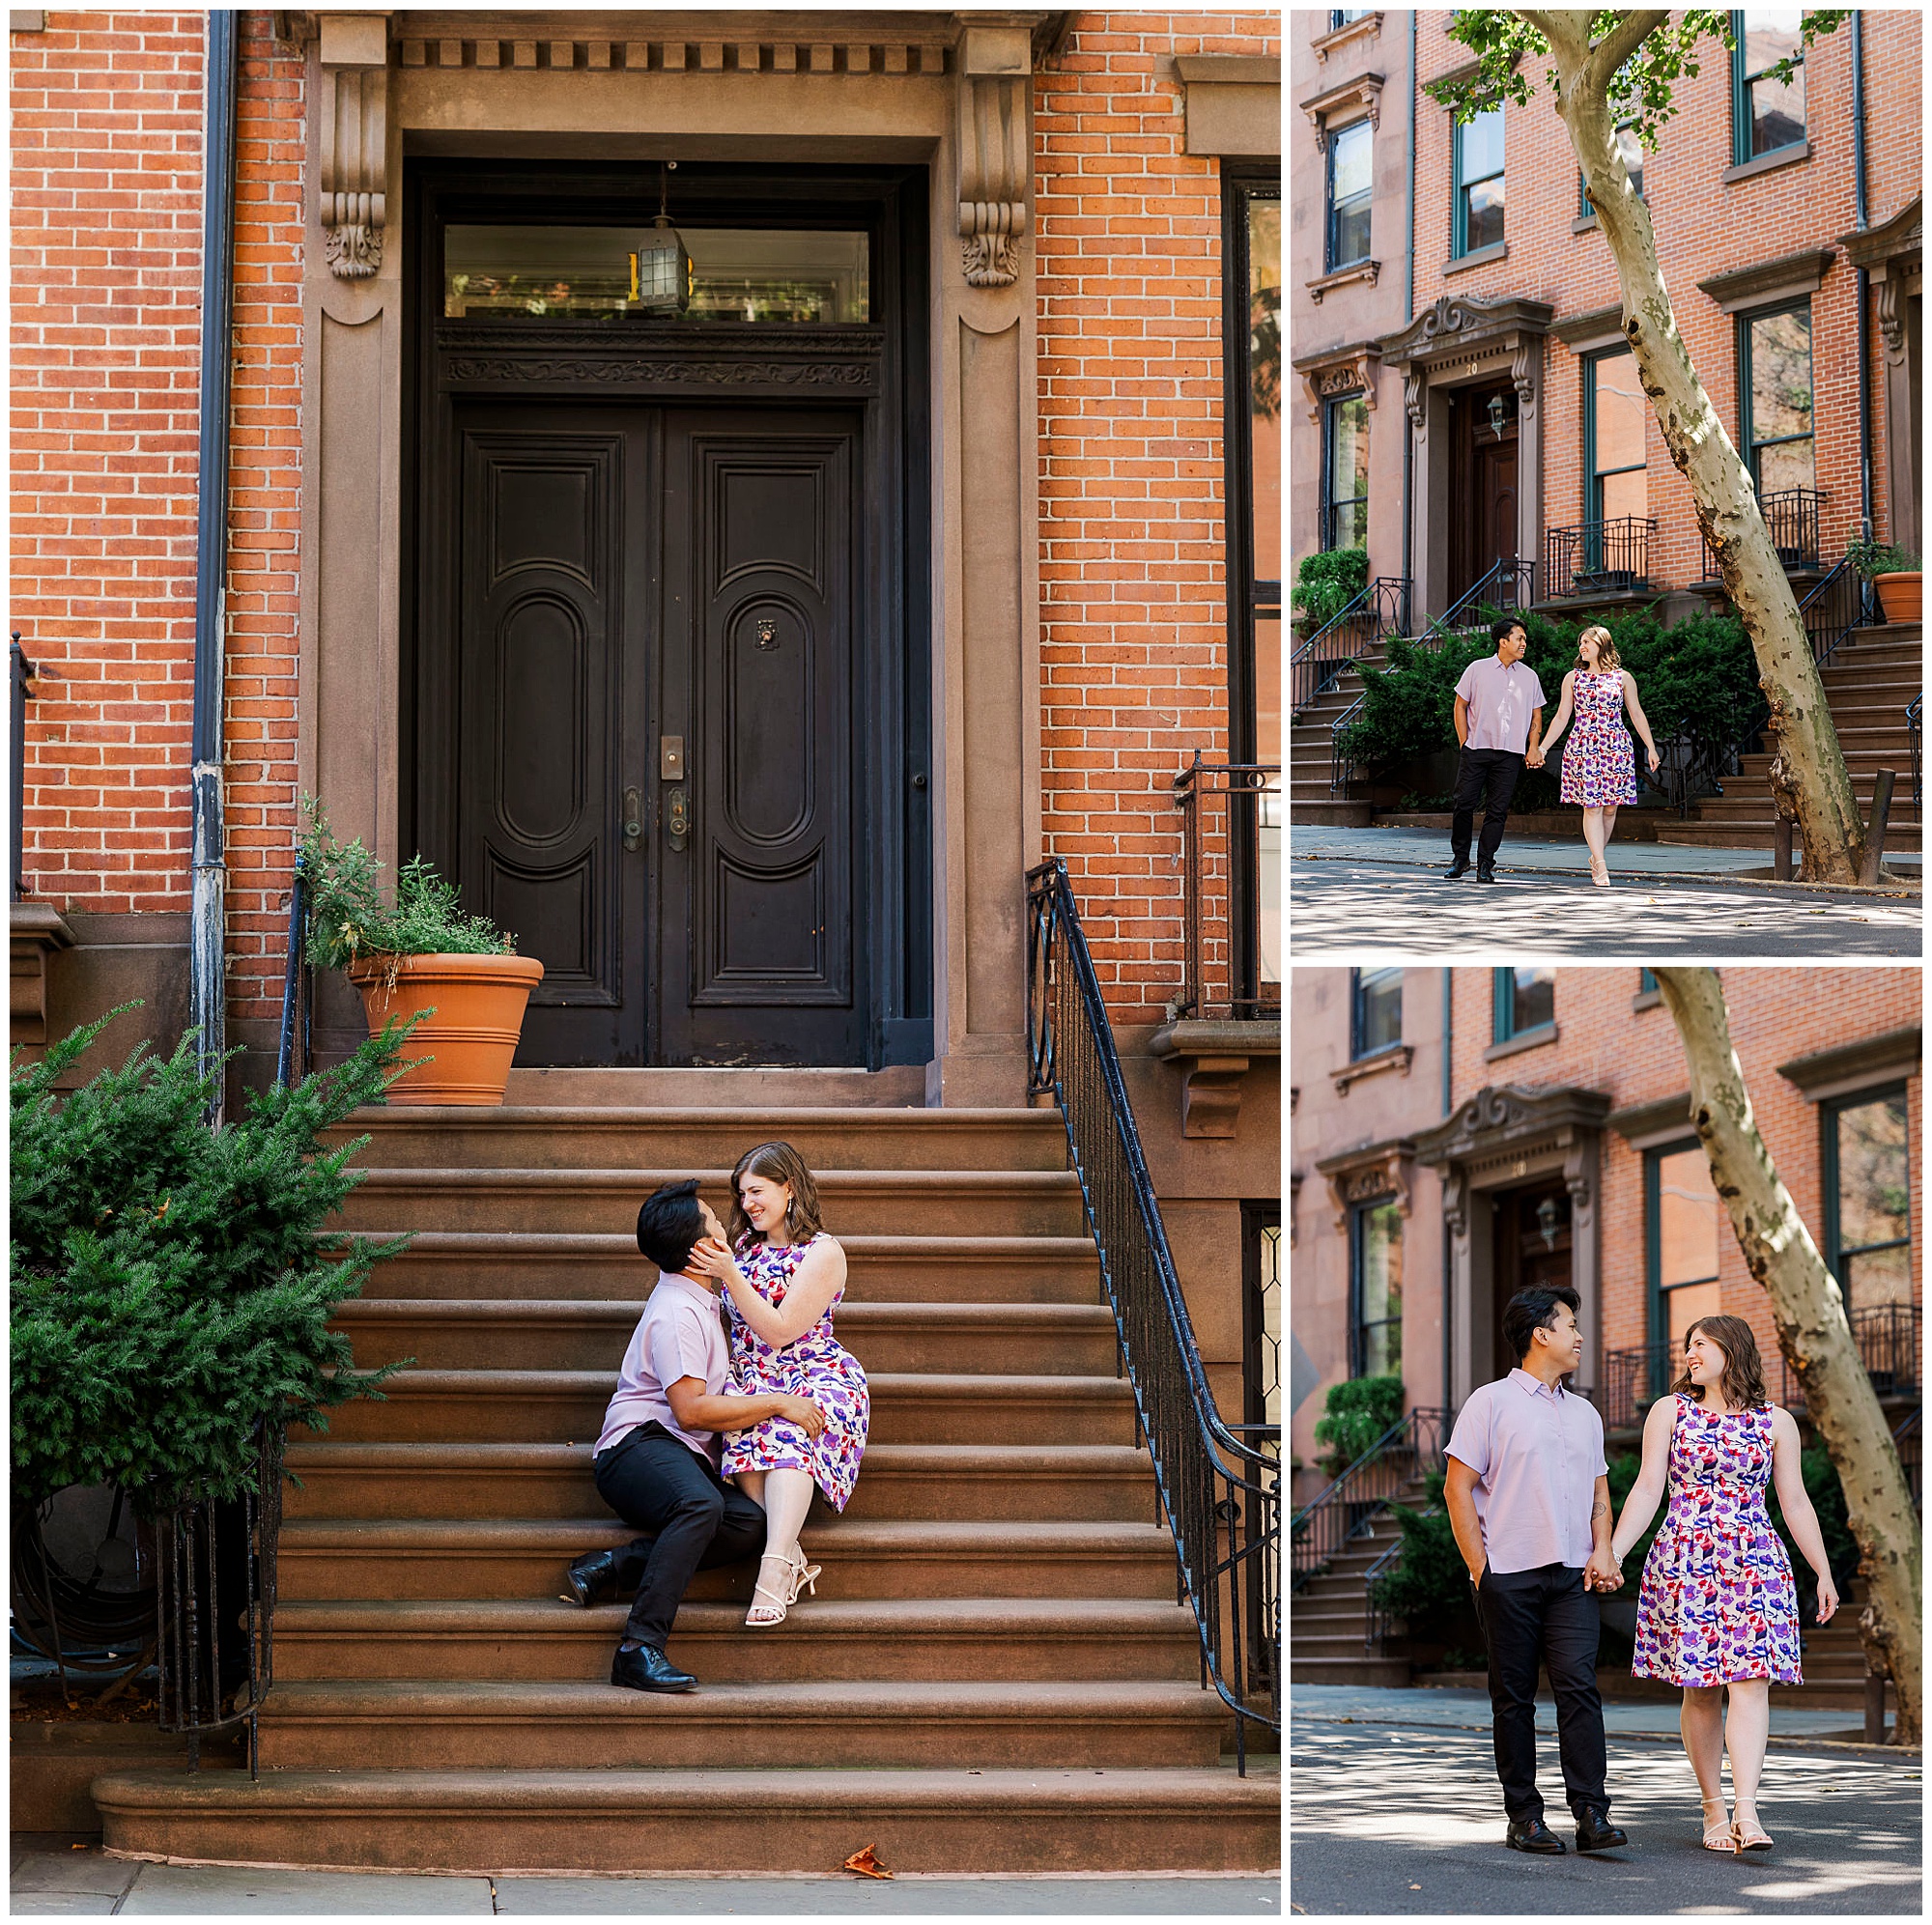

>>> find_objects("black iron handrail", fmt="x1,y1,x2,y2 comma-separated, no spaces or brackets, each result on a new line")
1291,575,1410,718
1543,517,1658,601
156,1417,284,1778
12,632,36,901
1025,860,1279,1769
1702,486,1826,580
275,851,313,1090
1289,1405,1449,1592
1174,755,1281,1023
1908,693,1921,811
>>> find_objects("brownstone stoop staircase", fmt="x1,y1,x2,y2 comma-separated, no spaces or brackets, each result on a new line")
91,1094,1278,1874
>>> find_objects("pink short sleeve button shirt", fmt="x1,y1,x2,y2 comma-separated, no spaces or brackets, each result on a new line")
1446,1368,1608,1572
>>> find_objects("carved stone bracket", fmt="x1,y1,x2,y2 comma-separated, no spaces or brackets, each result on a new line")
957,22,1032,289
1298,71,1383,152
1315,1135,1415,1231
319,14,389,280
1330,1042,1412,1095
10,900,73,1049
1151,1018,1279,1140
1293,342,1380,424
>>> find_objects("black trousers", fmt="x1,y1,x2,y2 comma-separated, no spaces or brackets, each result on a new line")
1451,747,1525,867
1474,1562,1609,1823
590,1422,766,1649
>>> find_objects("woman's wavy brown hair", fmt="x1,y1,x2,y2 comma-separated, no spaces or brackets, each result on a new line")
1573,624,1621,674
1666,1313,1770,1409
727,1141,826,1250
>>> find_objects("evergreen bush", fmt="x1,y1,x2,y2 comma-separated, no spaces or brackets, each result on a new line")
1313,1373,1405,1472
1368,1471,1476,1648
1292,547,1369,628
11,1006,418,1514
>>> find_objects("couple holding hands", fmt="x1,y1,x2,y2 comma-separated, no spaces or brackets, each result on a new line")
1446,1285,1840,1858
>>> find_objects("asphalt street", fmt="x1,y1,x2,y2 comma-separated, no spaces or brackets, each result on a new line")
1290,1716,1922,1916
1290,860,1923,956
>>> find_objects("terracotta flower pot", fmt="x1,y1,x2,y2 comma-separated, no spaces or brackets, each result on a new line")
1874,571,1921,623
347,952,545,1106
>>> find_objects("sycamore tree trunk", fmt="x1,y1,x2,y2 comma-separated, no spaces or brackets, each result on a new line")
1654,967,1921,1743
1521,9,1868,883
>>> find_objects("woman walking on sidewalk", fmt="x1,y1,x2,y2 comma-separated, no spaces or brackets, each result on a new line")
1608,1316,1839,1854
1527,625,1662,887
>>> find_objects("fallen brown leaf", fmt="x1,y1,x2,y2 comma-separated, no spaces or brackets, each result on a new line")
842,1844,894,1880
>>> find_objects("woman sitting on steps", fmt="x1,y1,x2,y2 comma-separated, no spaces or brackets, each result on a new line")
689,1141,870,1627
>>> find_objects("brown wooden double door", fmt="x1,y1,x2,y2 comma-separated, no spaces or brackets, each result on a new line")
451,401,862,1066
1448,379,1520,607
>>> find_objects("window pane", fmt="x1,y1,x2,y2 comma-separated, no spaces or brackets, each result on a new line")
1666,1279,1724,1347
1745,10,1804,71
1465,176,1505,252
1358,1202,1404,1377
1750,69,1805,153
1750,309,1813,443
1658,1147,1721,1288
444,225,871,323
1462,109,1503,183
1248,194,1282,582
1757,436,1815,495
1593,354,1647,475
1512,965,1554,1033
1838,1095,1910,1252
1331,120,1373,203
1357,967,1402,1054
1600,466,1648,523
1843,1242,1913,1310
1332,195,1372,269
1327,395,1369,543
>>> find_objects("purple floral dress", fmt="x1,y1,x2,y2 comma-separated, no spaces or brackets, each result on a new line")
1558,670,1640,806
1633,1394,1802,1686
718,1231,869,1511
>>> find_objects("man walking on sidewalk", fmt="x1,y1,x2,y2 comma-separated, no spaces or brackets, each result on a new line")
1444,617,1545,883
1444,1285,1630,1856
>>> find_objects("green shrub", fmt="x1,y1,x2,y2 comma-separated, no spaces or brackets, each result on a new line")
1368,1471,1480,1648
1292,547,1368,628
1313,1373,1405,1472
11,1006,419,1514
1846,538,1921,577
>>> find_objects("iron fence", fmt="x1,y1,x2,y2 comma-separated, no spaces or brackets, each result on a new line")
1290,574,1410,718
1701,486,1825,580
1289,1405,1449,1592
12,632,36,901
1175,755,1280,1024
276,850,313,1090
1908,693,1921,811
1542,517,1657,601
1026,860,1280,1768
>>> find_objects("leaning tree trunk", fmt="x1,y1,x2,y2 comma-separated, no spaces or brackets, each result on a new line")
1654,967,1921,1743
1522,9,1868,883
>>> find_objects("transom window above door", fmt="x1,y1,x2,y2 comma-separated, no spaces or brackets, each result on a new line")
443,225,870,322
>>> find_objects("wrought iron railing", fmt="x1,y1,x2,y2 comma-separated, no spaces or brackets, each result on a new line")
1543,517,1657,601
1798,549,1875,670
1175,755,1280,1023
12,631,36,901
1328,557,1537,794
1026,860,1279,1768
1290,575,1410,718
1702,486,1826,580
156,1418,284,1777
1289,1405,1449,1593
1908,693,1921,812
276,850,313,1090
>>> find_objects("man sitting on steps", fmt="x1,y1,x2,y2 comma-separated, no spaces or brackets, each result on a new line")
564,1178,827,1693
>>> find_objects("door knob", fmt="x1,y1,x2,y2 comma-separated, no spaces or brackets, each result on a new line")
666,784,689,852
622,787,643,851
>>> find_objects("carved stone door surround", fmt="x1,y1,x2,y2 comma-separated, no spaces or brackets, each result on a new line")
1413,1084,1610,1408
1841,197,1923,553
296,10,1048,1098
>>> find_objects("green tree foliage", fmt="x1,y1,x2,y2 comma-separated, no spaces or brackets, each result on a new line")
11,1006,419,1513
1314,1373,1406,1473
1292,547,1368,629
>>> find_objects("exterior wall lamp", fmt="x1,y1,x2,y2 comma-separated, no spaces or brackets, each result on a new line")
1488,390,1515,440
630,161,693,314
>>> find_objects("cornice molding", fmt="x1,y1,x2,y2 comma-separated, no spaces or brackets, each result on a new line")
1605,1090,1696,1149
1305,258,1380,305
1377,292,1554,369
1696,246,1835,315
1331,1042,1412,1095
1309,12,1380,66
1298,71,1383,150
434,323,886,394
1293,341,1380,423
1777,1026,1921,1101
1413,1083,1612,1168
1315,1133,1416,1229
393,12,964,71
1838,195,1922,276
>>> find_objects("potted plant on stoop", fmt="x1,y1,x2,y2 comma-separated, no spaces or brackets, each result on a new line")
301,802,543,1106
1846,538,1922,623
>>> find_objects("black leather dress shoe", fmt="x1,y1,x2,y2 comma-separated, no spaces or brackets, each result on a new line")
611,1642,697,1692
1505,1816,1566,1854
1442,859,1471,880
1475,863,1498,883
1575,1808,1629,1853
564,1549,618,1608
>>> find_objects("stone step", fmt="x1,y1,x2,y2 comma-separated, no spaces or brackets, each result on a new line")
355,1232,1104,1304
327,1107,1069,1174
245,1679,1230,1772
276,1516,1183,1603
1287,1656,1412,1687
91,1766,1281,1875
303,1370,1139,1449
280,1442,1162,1524
331,1298,1123,1377
327,1169,1087,1239
270,1597,1203,1684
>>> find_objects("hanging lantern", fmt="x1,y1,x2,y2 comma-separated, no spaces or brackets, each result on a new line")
631,161,693,314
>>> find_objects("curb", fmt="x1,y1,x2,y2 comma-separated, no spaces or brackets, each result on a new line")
1290,849,1922,899
1293,1711,1920,1764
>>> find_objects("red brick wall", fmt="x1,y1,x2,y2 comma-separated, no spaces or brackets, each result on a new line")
1449,968,1922,1382
1411,10,1920,586
1036,11,1280,1025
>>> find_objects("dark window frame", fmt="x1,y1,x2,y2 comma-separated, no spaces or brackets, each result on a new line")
1737,297,1815,495
1492,966,1555,1044
1350,965,1403,1059
1322,392,1370,553
1452,106,1505,259
1583,345,1647,524
1350,1196,1405,1379
1325,116,1374,271
1579,122,1645,216
1821,1080,1912,1311
1645,1137,1722,1349
1731,9,1807,166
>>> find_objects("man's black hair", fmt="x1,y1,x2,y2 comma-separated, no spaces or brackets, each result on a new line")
1501,1284,1581,1369
1492,614,1526,647
637,1178,706,1273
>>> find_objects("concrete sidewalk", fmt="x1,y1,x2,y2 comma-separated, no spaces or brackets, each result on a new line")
1293,823,1920,887
10,1840,1284,1915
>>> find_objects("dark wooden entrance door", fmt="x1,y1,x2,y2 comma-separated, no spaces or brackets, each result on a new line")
451,401,864,1066
1449,382,1520,605
1490,1178,1575,1376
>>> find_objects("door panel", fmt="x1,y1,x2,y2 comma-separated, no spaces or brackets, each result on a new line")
660,411,862,1064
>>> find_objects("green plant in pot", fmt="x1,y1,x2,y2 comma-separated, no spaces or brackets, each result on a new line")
1845,538,1922,625
301,801,544,1107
